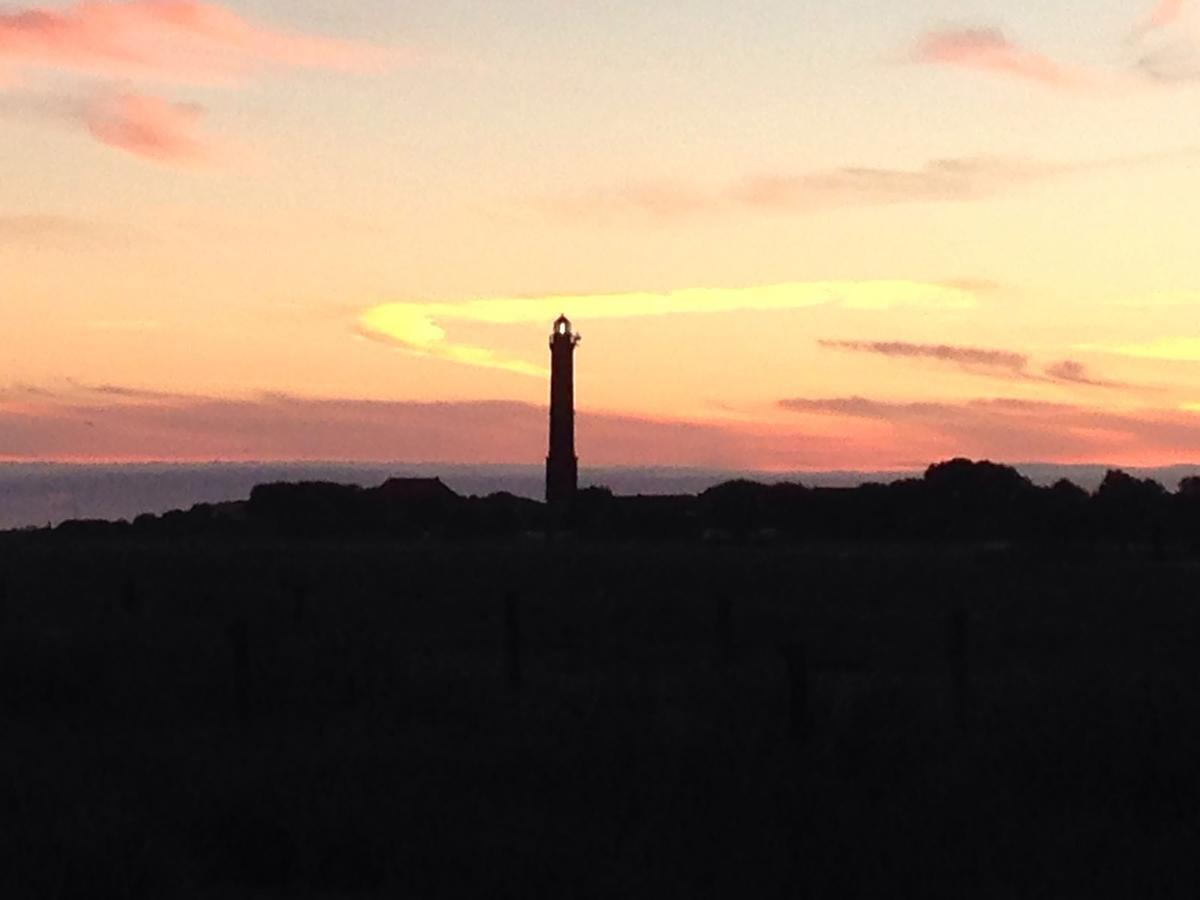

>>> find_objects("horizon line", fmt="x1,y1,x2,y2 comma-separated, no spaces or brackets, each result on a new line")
3,458,1200,473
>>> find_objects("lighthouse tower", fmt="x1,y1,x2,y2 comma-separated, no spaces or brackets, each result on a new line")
546,314,580,509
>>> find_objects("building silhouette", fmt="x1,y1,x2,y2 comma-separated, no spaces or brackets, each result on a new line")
546,315,580,509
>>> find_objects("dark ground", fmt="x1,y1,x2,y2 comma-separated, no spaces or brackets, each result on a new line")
3,535,1200,898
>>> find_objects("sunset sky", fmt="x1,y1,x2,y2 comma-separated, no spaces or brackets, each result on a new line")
5,0,1200,471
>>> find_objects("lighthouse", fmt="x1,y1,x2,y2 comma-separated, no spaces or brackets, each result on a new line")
546,314,580,509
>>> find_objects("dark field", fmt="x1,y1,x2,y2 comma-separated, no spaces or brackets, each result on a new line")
3,536,1200,898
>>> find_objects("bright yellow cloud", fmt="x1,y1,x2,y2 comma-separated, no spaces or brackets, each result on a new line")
359,280,978,376
357,306,545,377
1101,337,1200,361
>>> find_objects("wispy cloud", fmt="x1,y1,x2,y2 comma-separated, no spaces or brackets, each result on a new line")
1043,359,1126,388
84,89,213,163
551,160,1001,219
359,281,980,376
1135,0,1187,38
818,339,1135,390
0,0,397,84
1130,0,1199,81
779,394,1200,465
819,339,1027,373
781,396,953,419
0,84,217,164
916,3,1199,90
732,156,1072,209
546,151,1191,222
76,381,182,400
914,28,1098,89
0,1,406,163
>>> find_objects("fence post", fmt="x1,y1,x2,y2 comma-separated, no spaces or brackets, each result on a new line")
949,606,968,729
228,618,251,727
504,592,523,691
779,643,809,739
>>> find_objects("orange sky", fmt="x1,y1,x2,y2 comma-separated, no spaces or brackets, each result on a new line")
5,1,1200,470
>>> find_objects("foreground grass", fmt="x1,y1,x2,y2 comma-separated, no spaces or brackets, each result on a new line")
2,538,1200,897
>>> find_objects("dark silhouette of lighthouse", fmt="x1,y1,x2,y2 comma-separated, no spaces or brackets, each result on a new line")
546,314,580,509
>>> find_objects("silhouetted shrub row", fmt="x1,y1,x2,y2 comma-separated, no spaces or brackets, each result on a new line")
579,459,1200,544
36,459,1200,544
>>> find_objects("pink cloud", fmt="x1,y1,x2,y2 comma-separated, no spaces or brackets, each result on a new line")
0,0,395,84
0,2,406,166
0,389,759,468
778,395,1200,467
7,384,1200,474
1143,0,1186,33
84,90,213,163
915,27,1096,89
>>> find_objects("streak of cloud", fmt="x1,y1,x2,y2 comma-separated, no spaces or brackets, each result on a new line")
0,0,398,85
818,339,1135,390
733,156,1071,209
359,281,980,376
819,339,1028,373
1136,0,1187,37
0,1,407,166
0,85,216,163
1043,360,1126,388
84,89,213,163
917,5,1200,90
779,394,1200,465
914,27,1098,89
546,151,1195,222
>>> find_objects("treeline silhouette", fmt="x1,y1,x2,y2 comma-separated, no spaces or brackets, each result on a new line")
37,459,1200,545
